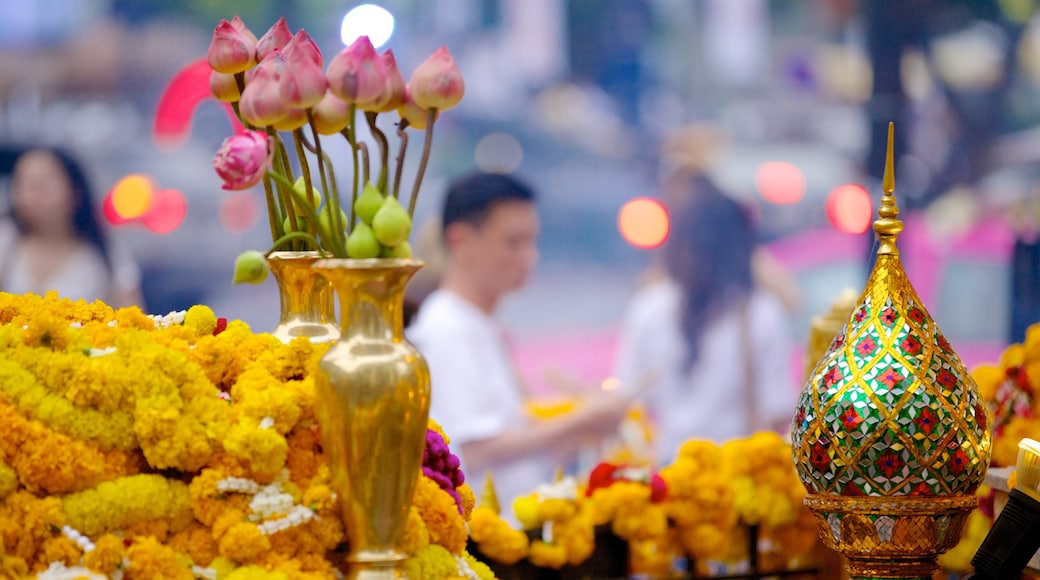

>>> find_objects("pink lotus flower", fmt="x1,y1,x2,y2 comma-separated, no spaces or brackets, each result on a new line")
213,130,272,190
312,90,351,135
409,46,464,111
279,42,327,109
210,70,240,102
326,36,386,107
208,19,256,74
368,49,406,113
255,17,292,62
230,16,257,44
239,52,289,126
397,84,438,129
283,29,323,68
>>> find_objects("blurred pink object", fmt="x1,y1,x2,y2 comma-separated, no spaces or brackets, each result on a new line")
326,36,386,107
239,52,289,126
397,84,438,129
207,19,256,74
230,16,257,44
284,29,324,68
154,58,243,151
213,130,272,191
371,50,407,113
280,40,327,109
408,46,464,111
312,90,351,135
255,17,292,62
209,70,240,102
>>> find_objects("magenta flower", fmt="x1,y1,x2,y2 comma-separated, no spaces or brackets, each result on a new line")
207,19,256,74
213,130,272,191
283,29,324,68
239,52,290,126
280,45,327,109
409,46,464,111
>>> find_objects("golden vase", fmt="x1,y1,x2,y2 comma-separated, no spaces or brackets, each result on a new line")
267,251,339,344
312,258,431,579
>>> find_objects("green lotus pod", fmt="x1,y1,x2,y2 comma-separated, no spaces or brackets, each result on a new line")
292,176,321,211
380,241,413,258
345,222,381,259
232,250,270,284
371,196,412,247
282,214,308,234
317,205,348,240
354,181,385,225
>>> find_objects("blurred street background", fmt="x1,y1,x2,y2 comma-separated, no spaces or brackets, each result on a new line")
2,0,1040,390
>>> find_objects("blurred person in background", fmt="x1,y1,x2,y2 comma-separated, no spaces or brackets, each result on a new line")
612,174,795,466
0,147,143,308
408,171,635,520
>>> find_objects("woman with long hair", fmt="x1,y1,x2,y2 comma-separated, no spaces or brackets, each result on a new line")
1,147,143,308
613,175,795,464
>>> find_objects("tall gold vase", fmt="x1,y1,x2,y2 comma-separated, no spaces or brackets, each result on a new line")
312,258,431,579
267,251,339,344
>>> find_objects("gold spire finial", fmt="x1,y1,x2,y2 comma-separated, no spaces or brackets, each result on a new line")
873,122,903,255
481,471,501,515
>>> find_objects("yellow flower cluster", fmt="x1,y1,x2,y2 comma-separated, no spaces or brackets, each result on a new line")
973,322,1040,467
0,292,493,579
468,506,529,564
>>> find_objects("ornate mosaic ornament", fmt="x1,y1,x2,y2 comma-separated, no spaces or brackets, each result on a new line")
790,123,993,580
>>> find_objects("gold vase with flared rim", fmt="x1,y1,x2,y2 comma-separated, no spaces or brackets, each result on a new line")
312,258,431,580
267,251,339,344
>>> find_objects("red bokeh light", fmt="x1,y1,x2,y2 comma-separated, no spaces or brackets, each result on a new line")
219,192,261,233
826,184,873,234
755,161,806,204
142,189,188,234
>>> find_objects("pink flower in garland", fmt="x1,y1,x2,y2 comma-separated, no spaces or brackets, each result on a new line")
422,428,465,513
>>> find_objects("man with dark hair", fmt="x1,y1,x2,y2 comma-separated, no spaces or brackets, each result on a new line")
408,172,633,520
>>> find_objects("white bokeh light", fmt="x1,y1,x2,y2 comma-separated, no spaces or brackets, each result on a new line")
474,133,524,174
340,4,395,49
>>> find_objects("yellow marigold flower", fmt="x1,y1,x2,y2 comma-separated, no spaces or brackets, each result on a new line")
124,535,194,580
0,555,29,578
457,482,476,520
512,494,542,530
63,474,192,537
413,475,468,553
468,505,528,565
22,310,72,351
972,364,1004,403
307,510,345,552
83,534,126,575
461,550,497,580
218,521,271,562
36,535,81,569
0,461,16,499
528,540,568,569
225,566,290,580
403,544,460,579
401,506,432,554
224,421,289,480
994,417,1040,467
538,498,576,522
184,305,218,337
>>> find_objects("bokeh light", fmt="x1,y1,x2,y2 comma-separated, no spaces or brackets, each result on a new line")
474,132,523,173
341,4,395,49
142,189,187,234
110,175,154,220
618,198,669,249
102,192,128,226
755,161,806,204
219,192,261,232
826,184,873,234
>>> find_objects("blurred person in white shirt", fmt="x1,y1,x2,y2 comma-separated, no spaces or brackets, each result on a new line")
408,172,634,521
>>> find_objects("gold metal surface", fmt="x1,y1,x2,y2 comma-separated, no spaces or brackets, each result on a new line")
874,122,903,256
805,288,858,380
267,251,339,343
313,258,431,580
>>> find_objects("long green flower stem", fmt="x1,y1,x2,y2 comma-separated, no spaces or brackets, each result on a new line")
365,112,390,193
358,142,370,187
306,112,339,243
408,109,438,217
392,121,409,200
292,128,320,243
264,231,322,256
342,105,359,228
260,177,282,243
266,171,343,257
267,128,300,250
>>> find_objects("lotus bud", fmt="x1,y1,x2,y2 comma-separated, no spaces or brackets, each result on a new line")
312,90,352,135
213,130,272,191
346,222,381,259
326,36,386,106
230,16,258,44
371,196,412,246
369,49,407,113
210,70,241,102
208,19,256,74
273,107,308,131
255,17,292,62
283,29,323,68
397,84,438,129
239,53,289,126
232,250,270,284
408,46,464,111
279,46,327,109
380,241,412,258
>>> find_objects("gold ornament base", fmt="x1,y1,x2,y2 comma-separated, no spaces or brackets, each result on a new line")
344,553,408,580
804,494,977,579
